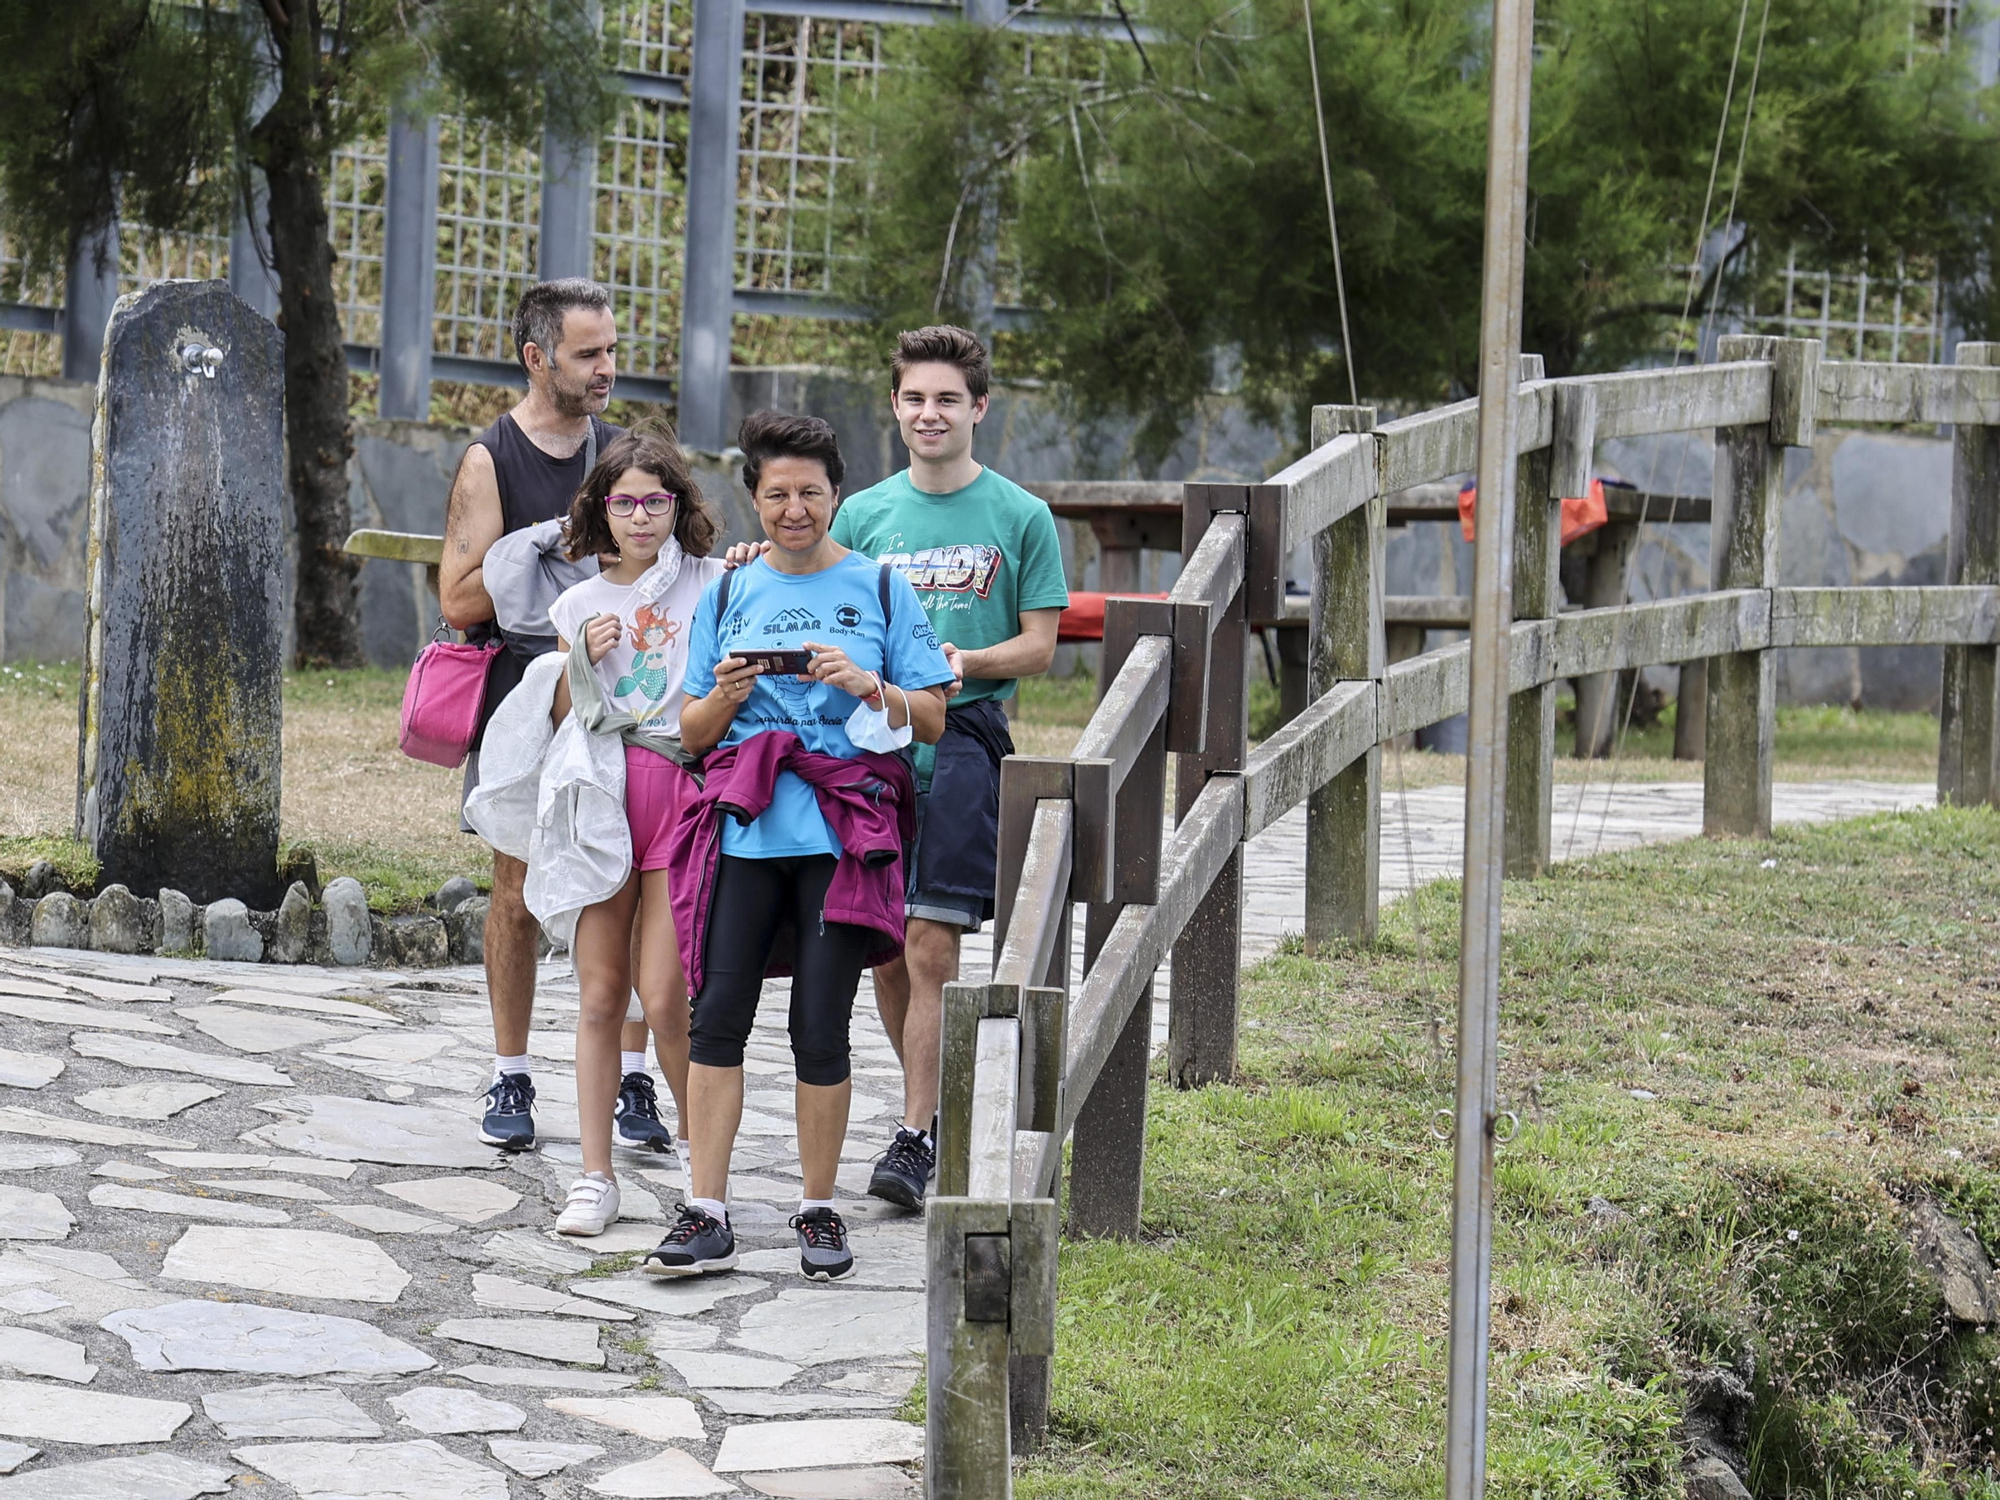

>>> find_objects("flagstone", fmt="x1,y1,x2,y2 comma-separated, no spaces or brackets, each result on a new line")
174,1006,355,1053
565,1276,769,1317
73,1083,222,1120
232,1440,508,1500
482,1229,593,1275
0,1454,230,1500
0,1378,191,1445
320,1204,456,1235
731,1292,922,1367
587,1449,735,1498
380,1175,520,1223
543,1396,704,1443
432,1317,605,1366
191,1177,331,1201
159,1226,411,1302
660,1352,801,1388
388,1386,526,1435
698,1393,894,1418
243,1096,503,1169
56,977,173,1004
711,1420,922,1473
0,977,74,997
102,1301,433,1377
87,1186,289,1225
447,1364,637,1392
647,1321,719,1352
69,1033,291,1087
568,1222,668,1255
12,1247,140,1285
207,989,401,1025
0,1145,76,1171
0,1327,94,1382
0,1291,68,1315
0,1050,61,1091
90,1160,168,1181
737,1245,923,1291
0,1445,32,1476
472,1274,636,1320
148,1151,356,1178
737,1467,917,1499
320,1031,463,1063
823,1367,919,1401
0,997,177,1035
487,1439,604,1479
200,1383,383,1439
0,1187,71,1241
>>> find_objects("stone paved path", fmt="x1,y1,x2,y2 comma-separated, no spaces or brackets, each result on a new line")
0,778,1932,1499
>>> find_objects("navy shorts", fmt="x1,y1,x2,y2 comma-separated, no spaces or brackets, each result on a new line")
905,700,1012,932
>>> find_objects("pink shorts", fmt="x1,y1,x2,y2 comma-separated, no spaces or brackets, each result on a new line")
626,744,690,872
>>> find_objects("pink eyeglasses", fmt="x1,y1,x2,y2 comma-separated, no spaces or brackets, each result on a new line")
605,491,677,517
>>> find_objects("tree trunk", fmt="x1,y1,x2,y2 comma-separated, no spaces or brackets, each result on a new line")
253,18,363,669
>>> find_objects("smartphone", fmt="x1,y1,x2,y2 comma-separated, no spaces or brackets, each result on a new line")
729,647,814,675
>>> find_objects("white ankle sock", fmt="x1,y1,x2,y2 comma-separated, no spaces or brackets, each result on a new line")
620,1051,647,1077
493,1055,530,1080
691,1197,728,1225
798,1198,836,1214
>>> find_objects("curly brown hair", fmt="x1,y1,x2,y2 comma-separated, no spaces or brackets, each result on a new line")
564,425,718,562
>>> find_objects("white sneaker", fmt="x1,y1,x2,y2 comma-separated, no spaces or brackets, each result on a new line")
674,1139,693,1201
556,1172,621,1236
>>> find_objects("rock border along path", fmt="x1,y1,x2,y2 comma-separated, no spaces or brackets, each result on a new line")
0,779,1932,1498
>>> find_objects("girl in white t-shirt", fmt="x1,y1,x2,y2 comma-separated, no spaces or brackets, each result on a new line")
546,428,726,1236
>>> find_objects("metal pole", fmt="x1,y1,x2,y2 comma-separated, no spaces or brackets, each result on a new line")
679,0,747,452
379,110,440,422
61,218,120,383
540,0,605,283
1446,2,1534,1498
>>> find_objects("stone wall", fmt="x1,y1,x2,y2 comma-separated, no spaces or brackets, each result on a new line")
0,369,1968,710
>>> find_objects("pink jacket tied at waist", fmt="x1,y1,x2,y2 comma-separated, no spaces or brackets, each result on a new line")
666,732,916,996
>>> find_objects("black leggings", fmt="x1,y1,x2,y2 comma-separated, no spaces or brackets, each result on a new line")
688,854,873,1087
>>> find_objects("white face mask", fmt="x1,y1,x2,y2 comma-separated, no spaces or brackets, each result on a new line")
845,694,913,754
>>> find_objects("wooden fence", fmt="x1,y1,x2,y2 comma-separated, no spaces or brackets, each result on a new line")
922,335,2000,1498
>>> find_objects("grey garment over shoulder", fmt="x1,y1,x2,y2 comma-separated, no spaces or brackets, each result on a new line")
482,518,600,656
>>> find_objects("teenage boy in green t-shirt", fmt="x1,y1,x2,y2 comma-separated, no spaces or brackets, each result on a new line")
831,325,1070,1208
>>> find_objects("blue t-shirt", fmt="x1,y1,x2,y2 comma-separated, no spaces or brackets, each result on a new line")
682,552,956,858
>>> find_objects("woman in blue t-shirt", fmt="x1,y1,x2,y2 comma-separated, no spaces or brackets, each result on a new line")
644,411,954,1284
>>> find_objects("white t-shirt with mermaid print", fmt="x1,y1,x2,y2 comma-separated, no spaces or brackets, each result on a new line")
547,539,726,741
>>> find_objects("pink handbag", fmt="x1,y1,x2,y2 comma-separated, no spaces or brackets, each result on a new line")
399,624,500,768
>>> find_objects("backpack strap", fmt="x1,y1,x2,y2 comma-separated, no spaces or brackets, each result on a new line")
716,563,734,623
878,561,893,621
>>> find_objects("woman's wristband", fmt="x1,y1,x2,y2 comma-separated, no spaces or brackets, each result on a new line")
863,672,885,707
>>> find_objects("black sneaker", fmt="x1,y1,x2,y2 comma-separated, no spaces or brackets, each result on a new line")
792,1207,854,1281
643,1205,737,1277
479,1072,537,1152
867,1127,934,1209
613,1072,674,1152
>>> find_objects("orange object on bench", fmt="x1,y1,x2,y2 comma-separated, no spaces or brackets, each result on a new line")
1457,477,1612,546
1058,591,1170,642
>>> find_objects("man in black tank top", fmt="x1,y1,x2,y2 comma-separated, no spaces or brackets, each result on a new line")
440,279,661,1153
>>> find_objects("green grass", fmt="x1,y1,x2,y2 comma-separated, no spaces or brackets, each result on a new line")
1024,806,2000,1499
1569,697,1942,778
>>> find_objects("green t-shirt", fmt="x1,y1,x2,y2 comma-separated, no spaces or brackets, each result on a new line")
831,466,1071,705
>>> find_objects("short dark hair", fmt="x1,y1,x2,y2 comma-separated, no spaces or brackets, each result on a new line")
737,410,845,496
513,279,614,370
890,324,990,403
565,425,719,561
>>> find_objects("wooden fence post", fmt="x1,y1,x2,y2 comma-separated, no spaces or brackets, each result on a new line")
926,1198,1013,1500
1305,405,1381,948
1169,488,1253,1088
1705,334,1818,837
1506,360,1564,877
1941,341,2000,808
1571,521,1639,758
1067,605,1167,1238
